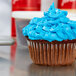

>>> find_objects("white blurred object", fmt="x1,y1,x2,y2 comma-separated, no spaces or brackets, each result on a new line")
0,0,11,36
67,13,76,21
0,36,14,45
12,11,43,19
12,11,76,21
0,0,14,45
41,0,58,11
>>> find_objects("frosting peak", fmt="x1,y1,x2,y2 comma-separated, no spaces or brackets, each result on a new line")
22,3,76,42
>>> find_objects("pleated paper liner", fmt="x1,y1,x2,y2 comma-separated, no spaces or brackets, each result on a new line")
26,37,76,66
74,43,76,58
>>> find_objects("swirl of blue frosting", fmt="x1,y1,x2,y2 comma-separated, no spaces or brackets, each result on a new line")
22,3,76,42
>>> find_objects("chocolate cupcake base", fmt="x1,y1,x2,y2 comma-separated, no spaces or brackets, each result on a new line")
26,37,76,66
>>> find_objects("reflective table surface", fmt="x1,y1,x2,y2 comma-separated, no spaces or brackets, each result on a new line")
0,42,76,76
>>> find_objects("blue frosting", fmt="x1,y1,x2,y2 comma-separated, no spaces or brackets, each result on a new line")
22,3,76,42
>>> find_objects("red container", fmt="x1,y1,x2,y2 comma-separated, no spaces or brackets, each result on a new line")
12,0,16,37
12,0,41,37
58,0,76,9
12,0,41,11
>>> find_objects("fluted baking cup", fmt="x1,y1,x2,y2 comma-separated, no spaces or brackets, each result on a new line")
26,37,76,66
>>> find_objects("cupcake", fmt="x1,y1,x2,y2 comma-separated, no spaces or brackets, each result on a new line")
22,3,76,66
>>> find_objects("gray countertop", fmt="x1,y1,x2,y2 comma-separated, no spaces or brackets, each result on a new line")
0,44,76,76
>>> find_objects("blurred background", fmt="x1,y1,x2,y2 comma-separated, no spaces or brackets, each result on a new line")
0,0,76,43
